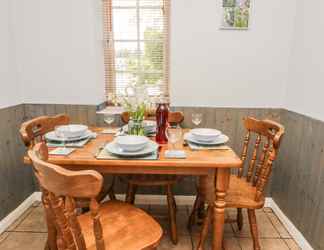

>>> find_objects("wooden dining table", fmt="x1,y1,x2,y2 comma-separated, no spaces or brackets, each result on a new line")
24,128,242,250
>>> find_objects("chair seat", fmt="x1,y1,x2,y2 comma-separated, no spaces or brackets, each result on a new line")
79,200,163,250
123,174,183,186
226,175,265,209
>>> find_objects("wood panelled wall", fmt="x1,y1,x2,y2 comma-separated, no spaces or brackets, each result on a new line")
272,110,324,250
23,104,281,195
0,105,34,221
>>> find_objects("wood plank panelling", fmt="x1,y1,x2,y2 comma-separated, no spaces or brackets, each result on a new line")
0,105,34,221
272,110,324,250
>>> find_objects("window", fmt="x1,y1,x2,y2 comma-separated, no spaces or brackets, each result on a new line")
103,0,170,98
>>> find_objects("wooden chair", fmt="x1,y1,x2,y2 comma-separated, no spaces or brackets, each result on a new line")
19,114,115,207
121,111,184,245
28,143,163,250
191,117,285,250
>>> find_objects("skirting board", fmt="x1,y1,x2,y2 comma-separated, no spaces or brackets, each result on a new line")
0,193,38,235
1,192,313,250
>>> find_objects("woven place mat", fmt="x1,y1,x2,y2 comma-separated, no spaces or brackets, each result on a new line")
47,138,91,148
96,148,159,160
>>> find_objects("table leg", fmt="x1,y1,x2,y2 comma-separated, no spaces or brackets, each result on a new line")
212,168,230,250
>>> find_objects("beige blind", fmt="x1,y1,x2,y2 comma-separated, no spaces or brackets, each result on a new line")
103,0,170,98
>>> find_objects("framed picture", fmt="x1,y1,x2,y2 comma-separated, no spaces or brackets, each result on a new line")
221,0,250,30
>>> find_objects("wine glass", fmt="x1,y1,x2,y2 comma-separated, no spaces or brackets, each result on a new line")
192,113,203,127
104,113,115,129
166,125,183,151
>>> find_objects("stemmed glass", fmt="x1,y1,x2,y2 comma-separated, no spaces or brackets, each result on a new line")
166,125,183,151
104,113,115,129
192,113,203,127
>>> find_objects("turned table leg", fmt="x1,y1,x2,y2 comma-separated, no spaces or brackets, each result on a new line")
212,168,230,250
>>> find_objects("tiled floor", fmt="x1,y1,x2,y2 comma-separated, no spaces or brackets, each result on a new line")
0,201,301,250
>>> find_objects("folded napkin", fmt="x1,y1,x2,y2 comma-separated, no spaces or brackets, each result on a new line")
187,142,230,151
164,150,187,159
49,147,75,156
96,148,159,160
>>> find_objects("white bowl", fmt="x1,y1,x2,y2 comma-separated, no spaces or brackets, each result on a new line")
55,124,88,139
191,128,222,142
115,135,149,152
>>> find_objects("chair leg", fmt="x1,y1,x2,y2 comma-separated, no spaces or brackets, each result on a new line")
166,184,178,245
108,176,117,201
248,209,261,250
126,183,137,204
188,193,201,229
197,205,212,250
237,208,243,231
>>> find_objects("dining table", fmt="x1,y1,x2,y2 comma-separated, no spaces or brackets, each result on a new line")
24,127,242,250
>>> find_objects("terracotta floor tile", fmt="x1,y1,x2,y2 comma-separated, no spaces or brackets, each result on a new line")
266,212,291,238
191,232,239,249
158,235,192,250
284,239,301,250
231,210,280,238
0,232,10,243
239,238,289,250
0,232,47,250
14,206,47,233
263,207,273,213
7,207,35,231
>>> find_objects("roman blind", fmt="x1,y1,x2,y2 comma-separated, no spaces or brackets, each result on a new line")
103,0,170,98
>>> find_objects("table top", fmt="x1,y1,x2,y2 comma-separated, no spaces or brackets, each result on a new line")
24,128,242,175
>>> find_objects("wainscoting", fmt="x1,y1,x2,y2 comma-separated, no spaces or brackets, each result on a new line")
1,103,323,249
0,105,34,221
272,110,324,250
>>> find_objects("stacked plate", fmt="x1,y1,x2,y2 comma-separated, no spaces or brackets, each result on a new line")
45,124,92,142
122,120,157,136
184,128,229,145
105,135,158,157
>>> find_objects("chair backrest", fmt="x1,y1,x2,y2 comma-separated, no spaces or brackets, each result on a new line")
20,114,70,148
238,117,285,201
121,111,184,125
28,143,105,250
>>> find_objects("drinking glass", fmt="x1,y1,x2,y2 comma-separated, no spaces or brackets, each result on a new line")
166,125,183,151
104,113,115,129
192,113,203,127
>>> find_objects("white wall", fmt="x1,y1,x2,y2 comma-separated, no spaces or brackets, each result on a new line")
8,0,296,108
170,0,296,108
0,0,21,109
285,0,324,121
10,0,105,105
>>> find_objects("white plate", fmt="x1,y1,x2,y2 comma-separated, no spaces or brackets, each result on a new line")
115,135,149,152
184,132,229,145
191,128,222,142
105,140,159,157
45,130,93,142
55,124,88,139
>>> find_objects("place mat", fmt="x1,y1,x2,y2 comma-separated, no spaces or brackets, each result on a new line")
186,141,231,151
96,148,159,160
46,133,97,148
47,138,91,148
49,147,76,156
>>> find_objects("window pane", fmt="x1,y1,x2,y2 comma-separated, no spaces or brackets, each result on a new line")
115,42,138,72
113,9,137,40
139,9,164,40
140,0,163,7
138,41,163,74
116,72,135,95
112,0,136,7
